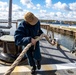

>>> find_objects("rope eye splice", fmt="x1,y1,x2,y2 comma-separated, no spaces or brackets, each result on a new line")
50,39,56,46
43,34,56,46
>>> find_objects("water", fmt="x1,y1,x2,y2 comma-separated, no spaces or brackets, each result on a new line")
0,21,76,51
54,33,75,50
42,28,75,51
52,24,76,29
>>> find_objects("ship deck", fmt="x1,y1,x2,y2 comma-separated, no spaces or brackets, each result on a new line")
0,38,76,75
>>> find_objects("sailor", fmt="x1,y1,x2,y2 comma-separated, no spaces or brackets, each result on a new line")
14,12,55,74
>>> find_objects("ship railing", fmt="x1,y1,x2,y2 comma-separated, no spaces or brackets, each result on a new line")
0,21,18,29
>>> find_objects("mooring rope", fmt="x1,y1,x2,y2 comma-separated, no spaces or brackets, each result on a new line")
4,34,55,75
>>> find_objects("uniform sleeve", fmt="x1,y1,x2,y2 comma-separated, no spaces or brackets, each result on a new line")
14,22,31,46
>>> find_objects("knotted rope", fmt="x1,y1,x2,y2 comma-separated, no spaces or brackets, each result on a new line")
4,34,55,75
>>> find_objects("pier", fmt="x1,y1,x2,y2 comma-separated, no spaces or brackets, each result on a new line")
40,24,76,37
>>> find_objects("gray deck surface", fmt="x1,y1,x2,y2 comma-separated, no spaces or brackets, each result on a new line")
0,39,76,75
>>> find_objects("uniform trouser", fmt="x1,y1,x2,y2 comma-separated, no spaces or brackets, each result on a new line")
26,42,41,66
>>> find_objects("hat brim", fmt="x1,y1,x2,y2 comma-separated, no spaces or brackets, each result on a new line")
26,16,38,25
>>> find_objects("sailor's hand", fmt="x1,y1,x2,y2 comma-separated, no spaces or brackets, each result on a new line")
31,38,36,45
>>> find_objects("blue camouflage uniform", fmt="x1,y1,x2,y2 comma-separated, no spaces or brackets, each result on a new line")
14,20,43,66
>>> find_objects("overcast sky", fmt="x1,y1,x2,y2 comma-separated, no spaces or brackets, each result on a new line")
0,0,76,21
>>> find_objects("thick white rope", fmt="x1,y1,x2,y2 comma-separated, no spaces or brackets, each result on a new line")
4,34,55,75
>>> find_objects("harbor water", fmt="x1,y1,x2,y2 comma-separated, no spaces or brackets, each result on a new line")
41,24,76,51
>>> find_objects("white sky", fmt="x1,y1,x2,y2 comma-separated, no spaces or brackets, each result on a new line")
0,0,76,21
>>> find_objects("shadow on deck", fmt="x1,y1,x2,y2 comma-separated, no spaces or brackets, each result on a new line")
0,39,76,75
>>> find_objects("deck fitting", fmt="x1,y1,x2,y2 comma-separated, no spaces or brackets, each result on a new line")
0,52,16,63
